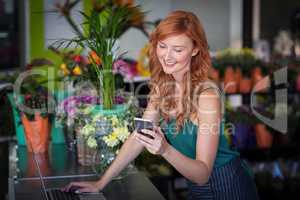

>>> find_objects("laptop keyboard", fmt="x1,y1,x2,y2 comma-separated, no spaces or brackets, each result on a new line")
46,189,107,200
46,189,79,200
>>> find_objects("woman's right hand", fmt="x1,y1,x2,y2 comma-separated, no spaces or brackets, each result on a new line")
62,181,104,193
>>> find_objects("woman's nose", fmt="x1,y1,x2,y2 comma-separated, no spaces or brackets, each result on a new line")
164,49,173,60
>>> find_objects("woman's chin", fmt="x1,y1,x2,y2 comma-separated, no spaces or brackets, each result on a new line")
162,66,175,74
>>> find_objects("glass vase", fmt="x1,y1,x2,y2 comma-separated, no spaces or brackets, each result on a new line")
92,137,133,180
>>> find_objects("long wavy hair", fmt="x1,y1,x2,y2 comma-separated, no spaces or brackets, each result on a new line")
148,10,212,132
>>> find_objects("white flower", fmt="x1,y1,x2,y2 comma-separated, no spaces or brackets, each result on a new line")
111,115,119,126
87,137,97,148
80,124,95,136
92,114,106,123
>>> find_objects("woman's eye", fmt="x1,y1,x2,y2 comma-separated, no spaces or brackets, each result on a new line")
174,49,182,53
159,44,166,49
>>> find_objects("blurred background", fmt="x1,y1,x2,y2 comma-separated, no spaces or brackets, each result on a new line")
1,0,300,200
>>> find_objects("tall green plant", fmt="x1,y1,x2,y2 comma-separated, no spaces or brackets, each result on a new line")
82,6,132,109
55,3,141,109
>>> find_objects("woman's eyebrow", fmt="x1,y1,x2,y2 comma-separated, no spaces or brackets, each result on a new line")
158,41,166,45
173,45,185,48
158,41,185,48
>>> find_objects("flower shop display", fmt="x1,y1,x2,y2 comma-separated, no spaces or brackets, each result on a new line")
52,0,146,173
212,48,268,94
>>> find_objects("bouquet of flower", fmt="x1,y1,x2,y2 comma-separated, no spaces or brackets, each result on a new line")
62,93,140,172
80,114,130,149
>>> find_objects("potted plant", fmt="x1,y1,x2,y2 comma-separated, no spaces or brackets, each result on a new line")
18,82,53,153
54,0,147,110
212,48,266,94
52,0,147,174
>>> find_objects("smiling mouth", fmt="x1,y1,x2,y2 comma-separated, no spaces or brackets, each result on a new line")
164,60,176,67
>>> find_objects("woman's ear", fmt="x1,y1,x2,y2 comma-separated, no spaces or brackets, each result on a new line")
192,48,199,56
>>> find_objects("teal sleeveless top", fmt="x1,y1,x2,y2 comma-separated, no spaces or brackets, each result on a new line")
161,119,239,168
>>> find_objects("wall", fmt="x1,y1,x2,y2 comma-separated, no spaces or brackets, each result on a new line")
28,0,242,61
119,0,241,59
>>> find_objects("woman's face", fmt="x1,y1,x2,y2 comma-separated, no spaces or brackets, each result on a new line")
156,34,198,78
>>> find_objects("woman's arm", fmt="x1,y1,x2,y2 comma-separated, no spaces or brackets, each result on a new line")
95,100,160,189
64,98,160,193
136,89,221,185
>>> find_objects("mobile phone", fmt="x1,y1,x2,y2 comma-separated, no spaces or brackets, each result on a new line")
134,117,154,139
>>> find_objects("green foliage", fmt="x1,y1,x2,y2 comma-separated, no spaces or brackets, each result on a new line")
55,2,145,109
212,48,265,76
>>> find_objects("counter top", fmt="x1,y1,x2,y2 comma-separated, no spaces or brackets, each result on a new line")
8,142,165,200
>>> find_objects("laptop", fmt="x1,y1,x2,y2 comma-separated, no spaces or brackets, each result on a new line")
31,151,107,200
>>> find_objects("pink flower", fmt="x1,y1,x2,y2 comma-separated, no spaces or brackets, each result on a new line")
113,59,137,80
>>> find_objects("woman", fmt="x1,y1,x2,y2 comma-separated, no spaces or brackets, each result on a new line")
65,10,259,200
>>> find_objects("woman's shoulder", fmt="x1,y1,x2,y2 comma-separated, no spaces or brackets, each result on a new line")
197,80,223,96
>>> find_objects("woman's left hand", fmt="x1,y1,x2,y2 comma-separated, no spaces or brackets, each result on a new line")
134,126,170,155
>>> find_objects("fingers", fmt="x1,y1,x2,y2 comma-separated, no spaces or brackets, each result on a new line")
135,132,154,145
154,126,164,136
77,187,94,193
135,133,156,151
62,182,88,192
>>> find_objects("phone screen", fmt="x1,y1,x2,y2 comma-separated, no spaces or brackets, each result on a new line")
134,118,154,139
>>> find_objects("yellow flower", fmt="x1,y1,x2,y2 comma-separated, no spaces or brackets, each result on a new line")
62,68,70,76
60,63,67,70
103,133,120,147
113,127,130,142
72,65,82,75
137,43,150,77
87,137,97,148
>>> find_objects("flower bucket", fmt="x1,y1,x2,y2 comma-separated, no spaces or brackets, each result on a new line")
239,76,252,93
255,123,273,149
21,113,50,153
251,67,269,92
224,66,237,93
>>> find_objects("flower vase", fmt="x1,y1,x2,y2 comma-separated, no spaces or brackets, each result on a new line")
90,104,133,179
92,138,134,180
76,129,97,166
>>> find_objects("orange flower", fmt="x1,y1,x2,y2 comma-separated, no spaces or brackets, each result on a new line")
72,65,82,75
129,6,145,27
89,51,102,65
113,0,134,6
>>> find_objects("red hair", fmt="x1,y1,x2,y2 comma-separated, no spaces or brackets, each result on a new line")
148,10,211,132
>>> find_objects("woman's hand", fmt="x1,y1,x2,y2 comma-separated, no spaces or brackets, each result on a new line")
134,126,170,155
62,181,103,193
